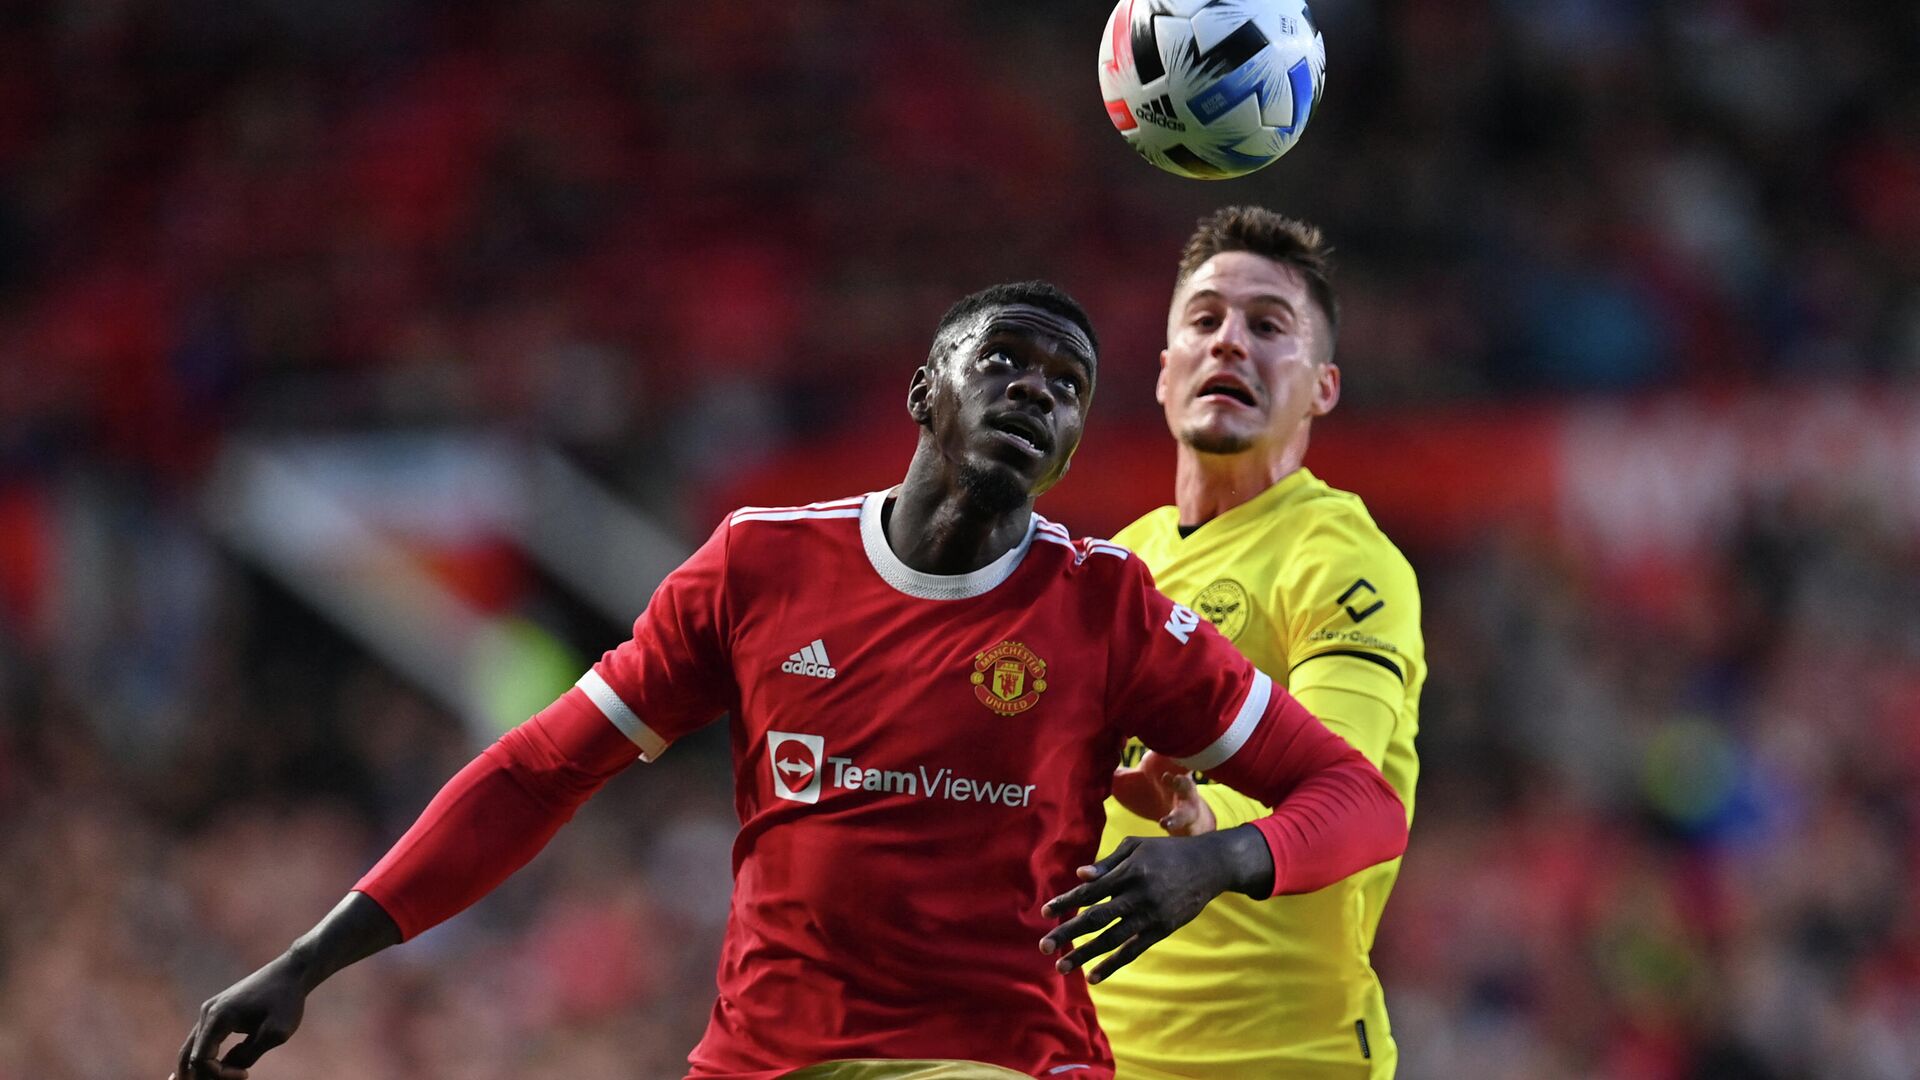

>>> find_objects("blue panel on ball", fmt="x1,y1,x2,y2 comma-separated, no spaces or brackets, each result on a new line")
1206,138,1279,172
1284,56,1314,134
1185,51,1279,126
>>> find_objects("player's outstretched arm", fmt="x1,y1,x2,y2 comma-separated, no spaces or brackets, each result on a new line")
172,689,640,1079
174,893,398,1080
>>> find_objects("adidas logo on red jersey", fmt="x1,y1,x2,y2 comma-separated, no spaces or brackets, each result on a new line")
781,639,838,680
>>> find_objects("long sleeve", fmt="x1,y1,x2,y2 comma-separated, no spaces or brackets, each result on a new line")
1188,678,1402,832
353,689,639,939
354,517,743,939
1194,686,1406,896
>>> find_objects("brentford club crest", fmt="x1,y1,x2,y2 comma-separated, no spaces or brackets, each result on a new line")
970,640,1048,716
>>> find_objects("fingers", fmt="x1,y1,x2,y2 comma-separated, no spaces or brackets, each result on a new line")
185,1008,227,1080
1083,838,1138,880
1085,929,1157,984
176,1027,196,1080
1042,838,1140,917
1049,918,1137,977
1052,895,1136,953
1159,774,1214,836
1111,766,1172,820
1039,901,1107,955
182,1008,249,1080
223,1024,288,1069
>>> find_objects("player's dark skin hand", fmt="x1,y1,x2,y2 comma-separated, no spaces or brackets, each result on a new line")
173,893,401,1080
1037,825,1273,984
172,954,308,1080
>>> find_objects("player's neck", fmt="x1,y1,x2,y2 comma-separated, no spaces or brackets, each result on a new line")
1172,436,1306,529
887,463,1035,576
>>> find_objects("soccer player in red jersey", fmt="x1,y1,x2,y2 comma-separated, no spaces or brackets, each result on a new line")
173,282,1407,1080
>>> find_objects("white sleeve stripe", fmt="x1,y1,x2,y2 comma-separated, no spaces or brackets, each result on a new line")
730,507,863,524
576,669,668,762
1175,669,1271,772
732,495,864,515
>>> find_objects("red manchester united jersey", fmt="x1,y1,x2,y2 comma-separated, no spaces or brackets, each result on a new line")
580,491,1314,1079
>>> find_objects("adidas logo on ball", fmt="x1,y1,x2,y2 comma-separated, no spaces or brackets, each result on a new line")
782,639,838,680
1133,94,1186,132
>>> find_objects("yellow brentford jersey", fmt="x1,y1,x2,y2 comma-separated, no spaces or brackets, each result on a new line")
1091,468,1424,1080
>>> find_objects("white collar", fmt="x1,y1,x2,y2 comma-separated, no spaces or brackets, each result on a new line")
859,488,1037,600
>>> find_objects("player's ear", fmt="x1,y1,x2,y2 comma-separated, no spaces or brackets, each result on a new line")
1154,350,1171,406
1311,361,1341,417
908,366,934,427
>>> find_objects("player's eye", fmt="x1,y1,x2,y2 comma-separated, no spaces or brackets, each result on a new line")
1052,374,1082,398
982,349,1017,369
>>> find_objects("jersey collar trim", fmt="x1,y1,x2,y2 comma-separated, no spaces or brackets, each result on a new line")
1171,467,1320,539
859,488,1037,601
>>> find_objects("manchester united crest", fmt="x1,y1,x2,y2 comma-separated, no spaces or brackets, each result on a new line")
969,640,1049,716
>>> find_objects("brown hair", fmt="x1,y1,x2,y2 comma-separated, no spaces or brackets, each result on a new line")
1175,206,1339,347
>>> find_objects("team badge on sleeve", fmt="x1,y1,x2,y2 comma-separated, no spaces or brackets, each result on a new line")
970,641,1049,716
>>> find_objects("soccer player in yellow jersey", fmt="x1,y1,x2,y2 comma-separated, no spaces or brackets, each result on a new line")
1092,207,1425,1080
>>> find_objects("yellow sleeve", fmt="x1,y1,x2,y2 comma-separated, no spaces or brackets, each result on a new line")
1278,509,1422,769
1197,663,1399,828
1291,663,1402,768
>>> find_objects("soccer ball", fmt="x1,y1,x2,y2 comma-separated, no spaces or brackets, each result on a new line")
1097,0,1327,180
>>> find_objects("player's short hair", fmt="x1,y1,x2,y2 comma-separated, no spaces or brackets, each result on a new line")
1175,207,1340,349
930,281,1099,377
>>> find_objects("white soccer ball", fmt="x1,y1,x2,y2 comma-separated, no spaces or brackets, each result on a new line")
1097,0,1327,180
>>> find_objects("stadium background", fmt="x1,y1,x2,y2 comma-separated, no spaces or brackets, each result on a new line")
2,1,1917,1077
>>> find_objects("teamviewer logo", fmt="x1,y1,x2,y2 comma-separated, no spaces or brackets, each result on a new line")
767,731,825,804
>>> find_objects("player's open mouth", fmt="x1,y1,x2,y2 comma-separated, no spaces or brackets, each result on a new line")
1196,375,1257,407
986,413,1051,457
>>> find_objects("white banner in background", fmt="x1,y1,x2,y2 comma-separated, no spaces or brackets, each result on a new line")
1558,391,1920,557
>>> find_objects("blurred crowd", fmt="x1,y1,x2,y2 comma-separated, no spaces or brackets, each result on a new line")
2,0,1915,480
1389,492,1920,1079
1,1,1918,1078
